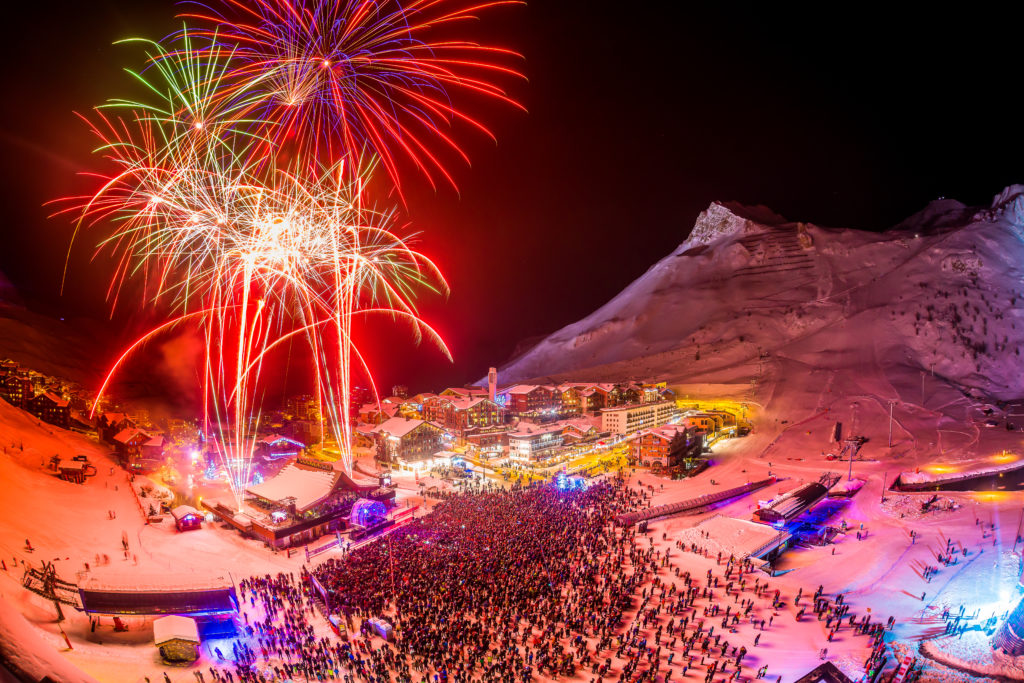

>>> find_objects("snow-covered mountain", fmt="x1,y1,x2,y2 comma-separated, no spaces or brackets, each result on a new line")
500,187,1024,404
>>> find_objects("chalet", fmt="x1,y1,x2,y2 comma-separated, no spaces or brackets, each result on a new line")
501,385,560,416
617,383,644,405
557,385,582,414
353,424,377,449
56,459,91,484
580,385,610,413
29,391,70,429
256,434,305,459
170,505,203,532
99,412,135,444
464,429,510,457
559,418,600,443
113,427,149,457
206,457,361,548
0,373,34,408
682,411,725,442
631,425,700,468
68,411,95,433
112,427,164,470
422,395,504,436
358,401,401,425
372,417,446,468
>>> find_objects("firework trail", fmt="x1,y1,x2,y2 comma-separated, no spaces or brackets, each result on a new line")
180,0,525,190
58,1,518,509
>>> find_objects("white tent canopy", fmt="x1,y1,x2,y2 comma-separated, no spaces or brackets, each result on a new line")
153,615,199,646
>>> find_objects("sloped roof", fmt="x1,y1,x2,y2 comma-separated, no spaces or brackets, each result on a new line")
35,391,69,407
246,462,340,512
170,505,201,521
113,427,149,445
505,384,539,395
374,417,431,439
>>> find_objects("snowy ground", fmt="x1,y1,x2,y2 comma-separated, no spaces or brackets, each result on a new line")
9,193,1024,681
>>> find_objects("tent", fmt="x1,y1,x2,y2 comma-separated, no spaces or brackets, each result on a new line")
153,615,200,663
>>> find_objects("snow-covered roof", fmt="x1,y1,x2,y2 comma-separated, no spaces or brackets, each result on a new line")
437,396,494,411
508,423,563,439
637,424,689,442
35,391,68,407
441,387,486,397
79,572,233,593
505,384,538,395
143,436,163,449
113,427,148,444
246,462,339,512
373,417,430,439
57,460,86,471
153,615,199,645
170,505,201,521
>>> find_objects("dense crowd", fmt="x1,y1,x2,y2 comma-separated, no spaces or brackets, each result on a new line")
192,477,885,683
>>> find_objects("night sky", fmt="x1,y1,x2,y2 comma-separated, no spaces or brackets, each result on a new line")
1,2,1023,399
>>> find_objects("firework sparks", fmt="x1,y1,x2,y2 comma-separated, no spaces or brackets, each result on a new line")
57,1,517,509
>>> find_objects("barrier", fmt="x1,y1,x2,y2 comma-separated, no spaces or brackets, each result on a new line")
615,478,775,526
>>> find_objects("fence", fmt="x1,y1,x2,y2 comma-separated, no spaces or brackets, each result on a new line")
305,506,420,562
614,478,775,526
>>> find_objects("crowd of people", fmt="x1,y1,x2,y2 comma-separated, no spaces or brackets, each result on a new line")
183,476,886,683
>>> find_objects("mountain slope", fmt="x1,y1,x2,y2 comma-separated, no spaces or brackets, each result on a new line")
499,188,1024,404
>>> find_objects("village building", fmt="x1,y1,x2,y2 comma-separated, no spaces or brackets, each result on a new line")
601,400,679,436
421,395,505,436
170,505,203,532
112,428,165,472
357,401,401,425
507,423,564,462
204,457,364,549
500,385,561,417
28,391,70,429
372,417,447,469
579,385,610,413
98,412,135,444
0,373,34,408
55,458,92,484
464,429,510,457
631,424,701,467
397,393,435,419
256,434,305,459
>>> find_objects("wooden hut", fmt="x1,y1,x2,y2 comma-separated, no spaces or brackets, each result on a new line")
170,505,203,532
56,460,88,484
153,615,200,663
